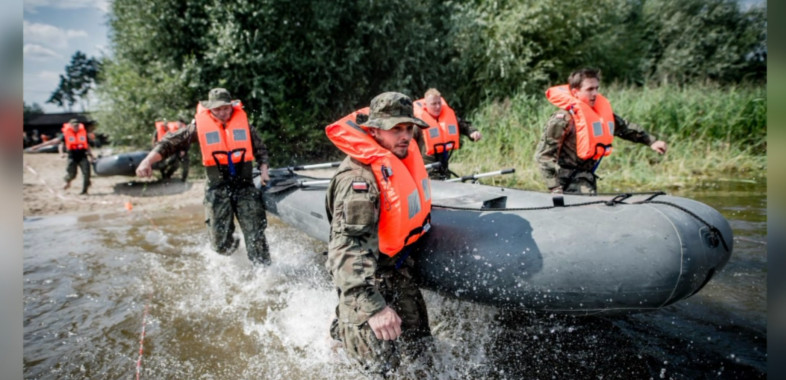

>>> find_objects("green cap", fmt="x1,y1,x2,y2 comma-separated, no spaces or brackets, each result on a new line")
199,88,233,109
361,92,428,130
68,118,79,125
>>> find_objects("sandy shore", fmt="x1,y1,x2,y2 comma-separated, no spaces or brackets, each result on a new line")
23,151,205,217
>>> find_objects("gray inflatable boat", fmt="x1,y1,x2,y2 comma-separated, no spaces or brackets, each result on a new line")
94,151,161,176
262,169,733,315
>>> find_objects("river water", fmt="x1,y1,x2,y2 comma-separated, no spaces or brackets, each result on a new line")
22,180,767,379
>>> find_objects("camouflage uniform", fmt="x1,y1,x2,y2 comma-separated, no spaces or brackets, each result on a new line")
534,110,657,194
326,92,436,377
325,157,433,377
151,129,190,181
152,119,271,264
63,148,91,193
413,117,478,180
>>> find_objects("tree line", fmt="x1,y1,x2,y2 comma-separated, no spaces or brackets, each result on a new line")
89,0,764,165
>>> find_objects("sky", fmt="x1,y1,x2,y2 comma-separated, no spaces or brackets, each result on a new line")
23,0,109,113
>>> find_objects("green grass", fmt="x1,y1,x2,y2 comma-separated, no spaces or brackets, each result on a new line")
448,83,766,192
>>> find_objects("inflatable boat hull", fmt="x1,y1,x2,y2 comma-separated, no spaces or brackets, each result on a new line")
263,172,733,315
94,151,161,176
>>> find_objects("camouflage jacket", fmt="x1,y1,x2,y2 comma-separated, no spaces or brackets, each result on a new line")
414,116,477,163
534,110,657,190
325,157,409,324
152,119,269,166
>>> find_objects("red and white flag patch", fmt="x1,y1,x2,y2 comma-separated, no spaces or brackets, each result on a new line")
352,181,369,191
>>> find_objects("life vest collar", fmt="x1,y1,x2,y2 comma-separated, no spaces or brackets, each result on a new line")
326,109,432,257
545,85,615,160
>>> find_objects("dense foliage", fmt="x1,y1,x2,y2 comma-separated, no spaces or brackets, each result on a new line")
95,0,766,168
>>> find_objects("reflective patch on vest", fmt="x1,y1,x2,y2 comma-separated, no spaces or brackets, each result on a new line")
428,127,439,138
592,121,603,137
608,121,614,135
448,124,457,135
352,181,369,192
233,129,247,141
346,120,365,132
79,136,86,141
68,137,75,142
407,189,421,219
205,131,220,145
421,179,431,201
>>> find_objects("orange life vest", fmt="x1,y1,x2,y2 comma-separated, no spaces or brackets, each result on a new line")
61,123,88,151
326,110,432,257
195,102,254,167
545,85,615,160
413,97,461,155
155,120,183,141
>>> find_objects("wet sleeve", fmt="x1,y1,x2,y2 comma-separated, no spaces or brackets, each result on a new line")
151,122,197,159
326,173,385,322
249,125,270,165
613,114,656,146
534,112,569,190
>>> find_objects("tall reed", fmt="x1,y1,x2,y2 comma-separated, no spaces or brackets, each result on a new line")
449,83,766,192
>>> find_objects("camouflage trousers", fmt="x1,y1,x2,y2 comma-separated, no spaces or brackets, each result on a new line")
160,150,190,181
558,169,597,195
64,155,91,192
332,267,434,377
203,184,270,265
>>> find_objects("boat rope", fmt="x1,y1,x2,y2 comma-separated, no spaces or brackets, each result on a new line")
433,190,730,253
135,290,153,380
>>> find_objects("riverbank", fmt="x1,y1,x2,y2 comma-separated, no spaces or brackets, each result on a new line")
23,152,204,217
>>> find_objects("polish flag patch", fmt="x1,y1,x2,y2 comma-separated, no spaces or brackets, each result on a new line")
352,181,369,191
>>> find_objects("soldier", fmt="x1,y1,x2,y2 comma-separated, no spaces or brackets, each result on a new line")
535,68,668,194
324,92,434,377
151,119,191,181
135,88,271,265
412,88,482,179
59,118,94,194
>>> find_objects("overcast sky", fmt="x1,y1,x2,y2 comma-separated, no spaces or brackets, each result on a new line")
23,0,109,113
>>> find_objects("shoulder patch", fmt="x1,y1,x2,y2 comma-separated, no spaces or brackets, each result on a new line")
352,181,369,192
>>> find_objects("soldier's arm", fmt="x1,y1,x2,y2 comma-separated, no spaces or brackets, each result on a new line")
326,173,386,323
534,112,569,190
613,114,657,146
457,117,476,137
152,122,197,159
249,125,270,166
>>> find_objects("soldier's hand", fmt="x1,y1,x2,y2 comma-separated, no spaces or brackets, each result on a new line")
136,159,154,178
470,131,482,142
368,306,402,341
550,186,563,194
650,140,667,155
258,164,270,186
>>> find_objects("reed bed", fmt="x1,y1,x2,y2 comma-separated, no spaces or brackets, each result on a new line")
448,83,766,192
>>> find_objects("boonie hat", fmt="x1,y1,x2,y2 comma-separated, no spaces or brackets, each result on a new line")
361,92,428,130
68,118,79,125
200,88,233,109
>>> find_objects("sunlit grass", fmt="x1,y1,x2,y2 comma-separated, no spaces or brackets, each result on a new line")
448,83,766,192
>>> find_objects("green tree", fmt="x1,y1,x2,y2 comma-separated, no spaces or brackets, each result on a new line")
98,0,453,163
640,0,766,84
46,51,102,111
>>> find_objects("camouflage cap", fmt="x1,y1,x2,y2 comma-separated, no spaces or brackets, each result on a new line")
68,118,79,125
361,92,428,130
199,88,233,109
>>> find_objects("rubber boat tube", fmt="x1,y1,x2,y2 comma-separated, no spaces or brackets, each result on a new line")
93,151,161,176
262,170,733,315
